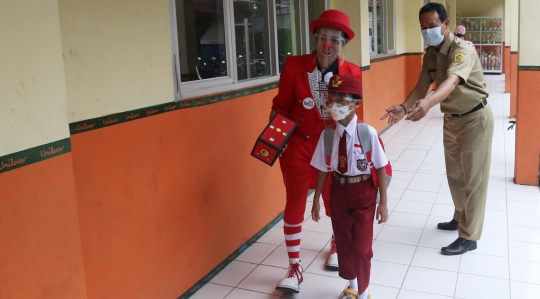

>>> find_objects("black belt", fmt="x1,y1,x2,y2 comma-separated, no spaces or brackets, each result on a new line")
333,172,371,185
449,99,488,117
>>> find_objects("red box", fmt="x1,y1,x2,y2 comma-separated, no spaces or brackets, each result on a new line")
251,113,297,166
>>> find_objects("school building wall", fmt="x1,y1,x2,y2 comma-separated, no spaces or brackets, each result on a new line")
2,0,535,298
0,1,88,298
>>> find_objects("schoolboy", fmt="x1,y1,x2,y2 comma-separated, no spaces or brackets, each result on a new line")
310,74,388,299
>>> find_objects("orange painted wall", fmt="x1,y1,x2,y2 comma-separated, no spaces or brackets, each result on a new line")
504,46,511,93
70,90,285,298
0,154,88,299
515,70,540,185
362,54,422,132
510,53,518,117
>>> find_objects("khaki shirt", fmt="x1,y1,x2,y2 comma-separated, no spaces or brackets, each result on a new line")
418,32,489,114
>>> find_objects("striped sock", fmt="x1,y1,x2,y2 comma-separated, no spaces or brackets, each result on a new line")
284,222,302,263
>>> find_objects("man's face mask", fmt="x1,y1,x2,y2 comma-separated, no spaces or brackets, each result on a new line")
422,24,446,46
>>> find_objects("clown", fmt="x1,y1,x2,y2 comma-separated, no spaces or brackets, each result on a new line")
270,9,362,293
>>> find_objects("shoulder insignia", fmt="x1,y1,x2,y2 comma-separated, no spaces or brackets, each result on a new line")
453,52,466,64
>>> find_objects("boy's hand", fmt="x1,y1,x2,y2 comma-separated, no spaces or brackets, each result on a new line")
311,201,321,222
376,203,389,224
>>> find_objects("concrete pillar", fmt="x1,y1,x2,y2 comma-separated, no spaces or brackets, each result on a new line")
514,0,540,185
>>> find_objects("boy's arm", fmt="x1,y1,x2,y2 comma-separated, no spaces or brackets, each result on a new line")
375,166,389,224
311,170,329,222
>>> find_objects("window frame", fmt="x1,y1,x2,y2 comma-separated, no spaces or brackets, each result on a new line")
369,0,396,58
169,0,328,101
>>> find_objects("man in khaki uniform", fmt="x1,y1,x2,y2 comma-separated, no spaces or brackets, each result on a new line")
381,3,494,255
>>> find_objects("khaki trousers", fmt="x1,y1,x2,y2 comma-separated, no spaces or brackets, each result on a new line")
443,104,494,240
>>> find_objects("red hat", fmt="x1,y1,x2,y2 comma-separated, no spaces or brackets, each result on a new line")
455,25,466,35
309,9,355,41
326,74,362,97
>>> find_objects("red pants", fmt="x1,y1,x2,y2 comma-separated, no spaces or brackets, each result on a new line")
279,134,332,224
330,177,377,293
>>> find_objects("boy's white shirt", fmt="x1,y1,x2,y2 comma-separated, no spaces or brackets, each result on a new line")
310,114,388,175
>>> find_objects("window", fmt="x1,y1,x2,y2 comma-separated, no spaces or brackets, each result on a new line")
170,0,327,100
369,0,395,57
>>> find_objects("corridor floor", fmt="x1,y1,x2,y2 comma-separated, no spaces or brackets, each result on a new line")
191,74,540,299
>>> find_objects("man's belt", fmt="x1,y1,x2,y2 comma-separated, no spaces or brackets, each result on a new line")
449,99,488,117
333,172,372,185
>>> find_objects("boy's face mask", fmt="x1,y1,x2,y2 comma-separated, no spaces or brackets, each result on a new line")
329,102,354,121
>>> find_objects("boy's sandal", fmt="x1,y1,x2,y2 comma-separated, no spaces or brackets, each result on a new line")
340,288,358,299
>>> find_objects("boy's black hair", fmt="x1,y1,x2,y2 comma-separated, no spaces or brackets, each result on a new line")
456,34,464,38
419,3,448,22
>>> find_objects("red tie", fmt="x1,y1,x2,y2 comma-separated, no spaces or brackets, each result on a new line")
337,131,348,174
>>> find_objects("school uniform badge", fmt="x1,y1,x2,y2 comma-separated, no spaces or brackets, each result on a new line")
454,52,466,64
357,159,368,171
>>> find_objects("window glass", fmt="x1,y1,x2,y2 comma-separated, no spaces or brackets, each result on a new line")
176,0,227,82
386,0,394,51
307,0,327,48
369,2,374,52
234,0,271,81
276,0,301,72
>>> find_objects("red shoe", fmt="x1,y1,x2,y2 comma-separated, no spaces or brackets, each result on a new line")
275,262,303,293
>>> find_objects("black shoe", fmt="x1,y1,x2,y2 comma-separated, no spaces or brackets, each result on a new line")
441,237,477,255
437,219,459,231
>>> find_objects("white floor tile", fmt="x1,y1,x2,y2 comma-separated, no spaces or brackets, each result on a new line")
257,227,285,246
224,288,280,299
390,178,411,190
485,198,507,211
507,200,540,214
388,188,406,200
370,260,409,288
411,246,461,272
304,251,341,279
236,243,279,264
377,225,423,246
191,283,233,299
508,240,540,263
401,189,439,202
510,259,540,285
417,230,458,249
236,265,286,296
508,225,540,244
393,161,421,171
372,240,416,265
392,170,417,180
418,163,447,174
459,253,509,279
211,261,258,287
435,193,453,205
510,281,540,299
282,272,348,298
386,212,429,229
261,246,319,270
302,217,334,234
299,230,332,252
487,188,508,200
507,190,540,202
412,172,446,183
368,284,400,299
397,290,452,299
430,204,455,217
484,209,508,224
454,273,510,299
508,211,540,228
402,266,458,297
424,215,452,231
474,237,509,258
481,222,508,239
394,200,433,215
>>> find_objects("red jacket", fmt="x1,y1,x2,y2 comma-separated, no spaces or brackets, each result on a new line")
272,54,362,139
